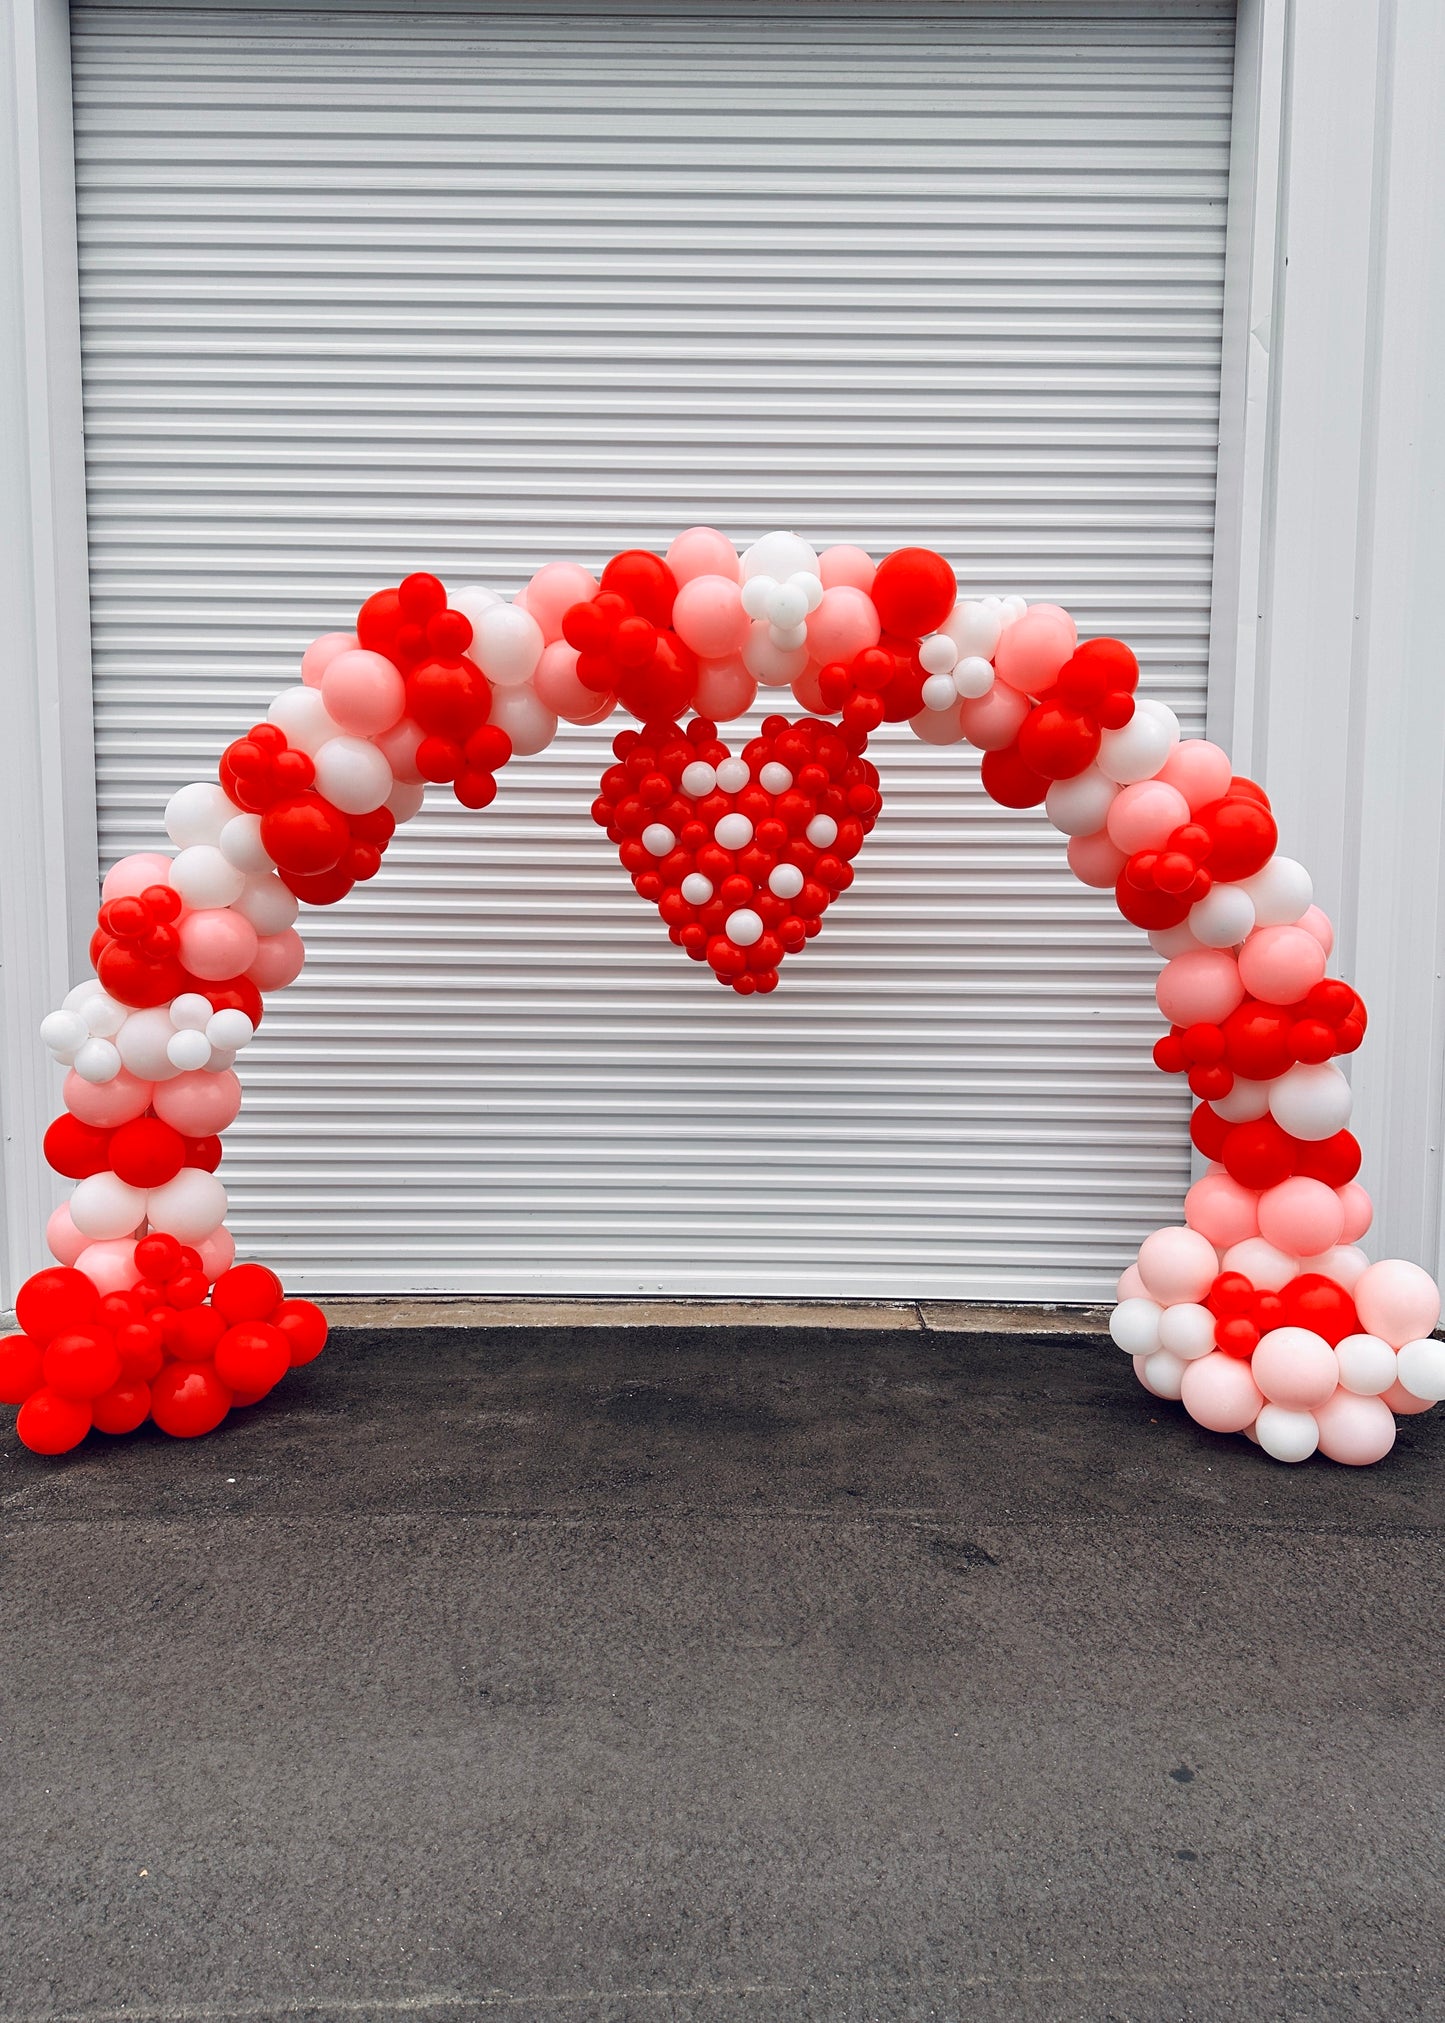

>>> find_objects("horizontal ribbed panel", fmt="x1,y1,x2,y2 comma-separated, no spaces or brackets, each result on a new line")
71,0,1234,1297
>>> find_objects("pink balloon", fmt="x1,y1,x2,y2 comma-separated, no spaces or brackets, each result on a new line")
694,656,756,723
1067,831,1127,888
672,575,750,658
1138,1225,1219,1304
1221,1237,1297,1290
959,682,1029,750
1117,1263,1149,1301
151,1067,242,1135
1354,1258,1442,1347
1298,1243,1370,1291
1382,1378,1434,1417
320,649,406,736
1106,780,1191,854
664,526,739,585
1156,739,1233,811
1132,1352,1167,1399
1155,949,1245,1026
805,585,881,665
63,1066,153,1126
1314,1389,1396,1465
74,1237,144,1296
1336,1181,1374,1242
1257,1176,1346,1256
523,561,602,641
909,700,968,747
179,908,260,982
1297,904,1335,956
1180,1352,1264,1433
1237,924,1328,1005
248,927,306,992
533,639,616,724
1185,1170,1260,1249
300,630,358,688
195,1226,237,1283
101,851,174,902
817,544,876,592
1251,1327,1339,1410
375,715,425,785
46,1202,88,1266
992,608,1076,696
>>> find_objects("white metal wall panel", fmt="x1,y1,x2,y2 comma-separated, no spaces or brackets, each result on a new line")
69,0,1235,1298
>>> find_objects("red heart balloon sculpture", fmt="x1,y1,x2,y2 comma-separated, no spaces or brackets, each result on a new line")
591,712,882,993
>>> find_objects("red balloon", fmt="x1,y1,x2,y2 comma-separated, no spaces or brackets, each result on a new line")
0,1334,44,1405
168,1305,227,1362
214,1321,290,1397
1189,1103,1233,1161
1222,1003,1295,1081
182,1133,224,1174
1221,1115,1296,1190
260,792,350,876
398,571,446,619
43,1114,114,1180
114,1322,164,1382
96,940,188,1009
15,1267,100,1344
1016,701,1102,781
282,863,356,907
405,656,490,739
91,1378,152,1436
1279,1274,1360,1347
150,1362,233,1439
211,1263,284,1325
870,548,956,636
109,1116,186,1188
356,585,403,656
599,551,678,628
203,977,264,1029
273,1298,329,1368
134,1232,183,1281
1055,637,1139,712
1115,873,1191,932
980,744,1050,809
1196,794,1278,881
16,1387,92,1455
42,1330,122,1402
1293,1129,1362,1187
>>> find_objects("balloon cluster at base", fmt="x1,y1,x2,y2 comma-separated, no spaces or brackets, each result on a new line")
4,529,1438,1467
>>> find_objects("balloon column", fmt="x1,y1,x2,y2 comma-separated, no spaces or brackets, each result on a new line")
4,533,1440,1466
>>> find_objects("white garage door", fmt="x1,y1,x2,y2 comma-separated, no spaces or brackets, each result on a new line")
71,0,1235,1299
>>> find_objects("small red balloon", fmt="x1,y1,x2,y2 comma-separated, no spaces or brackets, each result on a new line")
43,1330,122,1402
273,1298,329,1368
91,1378,152,1436
0,1334,45,1405
211,1263,284,1325
150,1363,233,1439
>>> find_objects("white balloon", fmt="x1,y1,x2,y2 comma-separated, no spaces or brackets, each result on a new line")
642,823,676,858
740,531,819,582
1000,595,1028,626
168,992,213,1031
267,684,344,757
1109,1297,1162,1355
145,1168,228,1242
165,781,232,849
769,620,808,653
170,843,247,911
921,672,959,712
1334,1334,1398,1397
83,993,127,1038
70,1172,149,1242
386,779,427,824
918,633,958,677
166,1027,212,1072
725,908,763,947
952,654,997,699
1220,1238,1296,1290
740,574,775,620
1157,1302,1218,1360
1396,1337,1445,1403
1141,1348,1187,1400
758,763,793,794
72,1037,122,1083
681,761,717,798
219,812,273,874
680,873,713,905
486,682,557,757
1189,883,1256,949
742,623,808,686
116,1006,183,1082
41,1009,87,1058
1268,1062,1352,1141
313,736,393,814
716,758,749,793
806,815,838,848
1242,855,1313,927
234,873,299,935
768,863,805,899
1212,1076,1272,1122
473,602,545,687
1045,767,1118,838
204,1046,237,1074
714,813,753,850
206,1013,254,1057
1097,698,1180,785
449,585,502,639
942,599,1002,661
1255,1404,1320,1464
767,579,810,631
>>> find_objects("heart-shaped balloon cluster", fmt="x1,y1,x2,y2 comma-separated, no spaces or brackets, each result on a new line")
591,712,882,992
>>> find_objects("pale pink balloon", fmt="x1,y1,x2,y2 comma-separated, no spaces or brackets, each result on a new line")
1258,1176,1346,1256
74,1237,144,1296
672,575,750,658
300,630,358,688
1314,1389,1396,1465
1155,948,1245,1026
1157,738,1233,811
533,640,616,724
46,1202,88,1266
1221,1237,1297,1290
664,526,739,585
1185,1171,1260,1249
1132,1352,1165,1399
1354,1258,1442,1346
523,561,602,641
376,715,425,785
1117,1263,1149,1300
195,1226,237,1282
320,649,406,737
1237,924,1328,1005
179,908,261,982
1297,904,1335,955
1382,1378,1434,1416
959,682,1029,750
791,666,828,714
1336,1181,1374,1242
1298,1242,1370,1290
910,700,968,747
248,927,306,991
1067,831,1127,888
1105,780,1191,854
1180,1352,1264,1433
992,607,1077,696
1138,1225,1219,1304
101,851,173,901
63,1065,153,1126
151,1067,242,1135
694,656,757,722
817,544,876,592
1251,1327,1339,1410
487,681,557,756
805,585,881,665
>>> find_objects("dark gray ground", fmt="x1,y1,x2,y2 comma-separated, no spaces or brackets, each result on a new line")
2,1322,1443,2023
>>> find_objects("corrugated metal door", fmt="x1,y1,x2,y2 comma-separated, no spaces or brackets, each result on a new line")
70,0,1235,1298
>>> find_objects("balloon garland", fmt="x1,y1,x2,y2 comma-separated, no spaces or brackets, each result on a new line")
4,530,1442,1466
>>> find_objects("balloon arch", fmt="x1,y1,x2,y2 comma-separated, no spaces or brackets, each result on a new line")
5,531,1442,1467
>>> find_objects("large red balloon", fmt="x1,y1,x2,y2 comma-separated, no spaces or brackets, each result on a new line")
43,1114,114,1180
109,1116,186,1188
870,548,956,636
211,1263,283,1324
150,1363,233,1439
16,1388,91,1454
15,1267,100,1344
260,793,350,876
